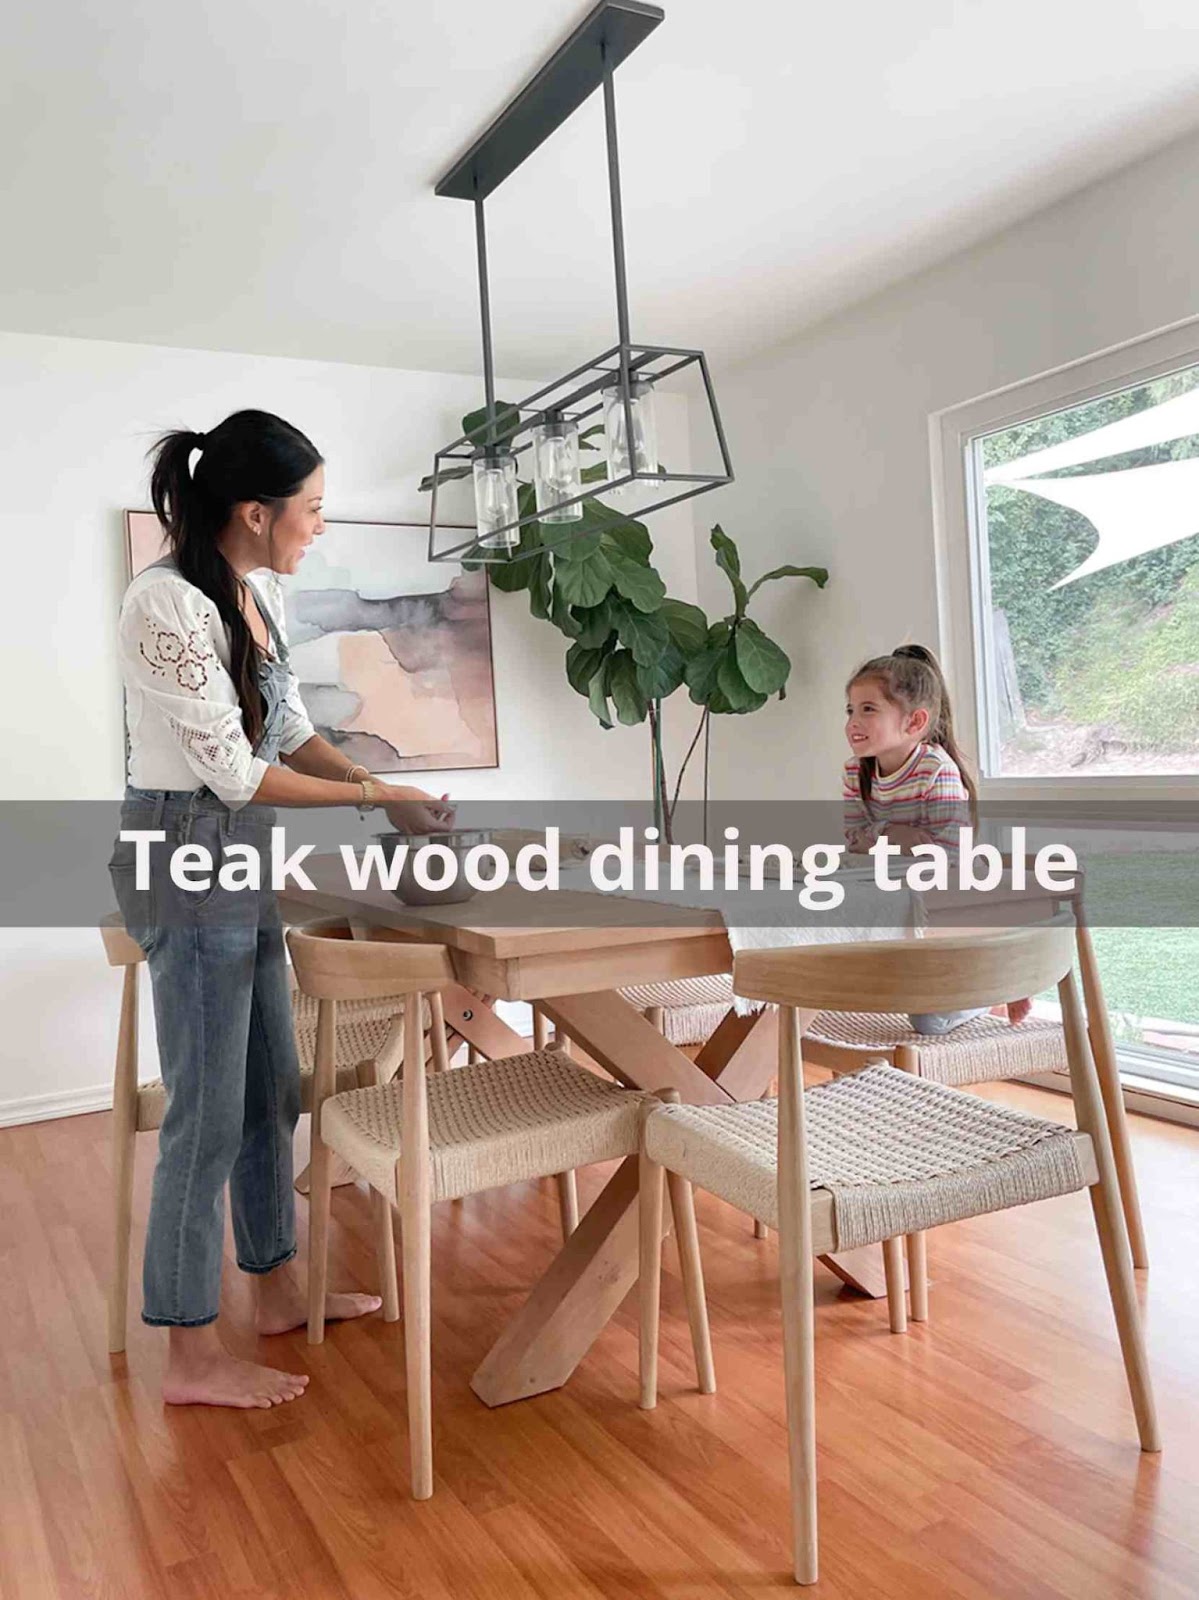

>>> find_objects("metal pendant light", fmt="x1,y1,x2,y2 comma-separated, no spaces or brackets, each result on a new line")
427,0,733,563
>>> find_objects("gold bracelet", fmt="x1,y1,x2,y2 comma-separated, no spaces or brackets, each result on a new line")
357,778,383,814
346,763,369,784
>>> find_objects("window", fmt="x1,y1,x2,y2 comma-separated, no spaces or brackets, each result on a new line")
972,366,1199,780
935,321,1199,1096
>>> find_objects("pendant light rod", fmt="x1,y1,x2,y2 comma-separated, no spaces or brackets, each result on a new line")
601,49,637,471
473,189,498,450
602,55,631,352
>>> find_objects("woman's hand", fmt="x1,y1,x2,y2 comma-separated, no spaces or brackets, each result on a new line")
380,785,456,835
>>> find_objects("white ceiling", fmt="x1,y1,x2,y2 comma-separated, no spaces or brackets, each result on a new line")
3,1,1199,380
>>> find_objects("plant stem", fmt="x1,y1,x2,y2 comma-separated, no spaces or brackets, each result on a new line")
666,706,710,837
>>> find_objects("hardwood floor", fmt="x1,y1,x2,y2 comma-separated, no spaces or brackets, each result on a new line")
1,1081,1196,1599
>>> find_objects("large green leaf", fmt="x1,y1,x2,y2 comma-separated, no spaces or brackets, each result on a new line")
710,524,748,616
566,641,608,695
613,599,670,667
461,400,521,447
601,520,653,563
487,553,535,594
587,656,614,729
658,598,709,656
418,460,473,494
528,554,552,621
717,650,768,713
550,580,582,638
734,617,791,694
607,548,666,613
571,598,616,649
555,548,614,608
746,564,829,599
580,461,609,484
579,424,605,452
685,642,727,705
542,524,603,560
710,523,741,577
636,641,686,698
607,651,649,725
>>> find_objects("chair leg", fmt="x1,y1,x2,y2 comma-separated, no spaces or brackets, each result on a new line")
1060,973,1160,1452
882,1237,908,1334
399,1162,434,1498
894,1044,928,1322
777,1010,818,1586
358,1058,401,1320
537,1007,580,1237
306,1110,333,1345
905,1232,928,1323
666,1171,716,1395
754,1088,773,1240
108,965,139,1355
638,1117,665,1410
555,1171,580,1239
372,1193,400,1323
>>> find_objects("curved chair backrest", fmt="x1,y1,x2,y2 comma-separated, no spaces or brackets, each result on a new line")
287,918,455,1001
100,913,145,968
734,918,1075,1015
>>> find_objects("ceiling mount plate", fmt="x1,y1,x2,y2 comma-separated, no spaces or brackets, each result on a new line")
435,0,665,202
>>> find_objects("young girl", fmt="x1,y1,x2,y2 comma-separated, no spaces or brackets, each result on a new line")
843,643,1031,1033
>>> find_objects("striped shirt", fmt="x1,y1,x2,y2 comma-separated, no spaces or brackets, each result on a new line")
842,743,971,852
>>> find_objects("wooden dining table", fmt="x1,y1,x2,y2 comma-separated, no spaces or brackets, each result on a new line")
281,851,1146,1407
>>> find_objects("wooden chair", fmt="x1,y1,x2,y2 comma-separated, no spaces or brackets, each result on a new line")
637,921,1160,1585
100,912,415,1354
287,918,684,1500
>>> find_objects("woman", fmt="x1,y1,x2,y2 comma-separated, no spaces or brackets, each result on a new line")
109,408,452,1410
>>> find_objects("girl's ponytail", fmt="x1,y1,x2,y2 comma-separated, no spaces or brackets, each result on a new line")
145,410,322,751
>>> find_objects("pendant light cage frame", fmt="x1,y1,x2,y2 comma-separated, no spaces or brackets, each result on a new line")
428,341,733,564
425,0,734,566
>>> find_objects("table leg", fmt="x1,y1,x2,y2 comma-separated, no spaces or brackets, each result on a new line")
1075,918,1148,1269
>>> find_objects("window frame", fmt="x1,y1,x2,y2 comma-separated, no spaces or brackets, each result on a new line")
931,311,1199,803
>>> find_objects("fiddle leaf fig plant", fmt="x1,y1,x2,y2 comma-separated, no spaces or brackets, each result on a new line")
422,402,829,837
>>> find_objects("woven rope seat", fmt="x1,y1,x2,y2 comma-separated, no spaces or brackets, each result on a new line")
320,1048,647,1203
620,974,735,1045
644,1064,1094,1251
134,991,424,1133
805,1010,1067,1086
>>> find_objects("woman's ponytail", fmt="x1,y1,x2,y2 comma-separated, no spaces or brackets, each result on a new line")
145,410,322,751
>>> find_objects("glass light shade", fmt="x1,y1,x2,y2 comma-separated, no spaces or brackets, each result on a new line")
472,451,519,548
602,378,658,491
531,418,583,522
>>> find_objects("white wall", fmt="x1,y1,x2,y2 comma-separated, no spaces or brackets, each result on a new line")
700,126,1199,801
0,330,702,1119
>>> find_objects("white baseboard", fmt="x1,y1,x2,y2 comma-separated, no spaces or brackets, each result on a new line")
0,1082,115,1128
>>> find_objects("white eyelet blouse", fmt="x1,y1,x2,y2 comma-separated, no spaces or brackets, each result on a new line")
118,559,316,809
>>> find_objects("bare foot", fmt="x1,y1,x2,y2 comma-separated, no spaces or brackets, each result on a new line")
254,1262,382,1337
1007,997,1033,1025
164,1325,308,1409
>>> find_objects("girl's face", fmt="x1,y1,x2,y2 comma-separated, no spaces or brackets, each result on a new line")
845,676,929,764
264,465,326,575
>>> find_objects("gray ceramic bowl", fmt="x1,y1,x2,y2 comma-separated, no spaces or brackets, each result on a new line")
373,829,491,906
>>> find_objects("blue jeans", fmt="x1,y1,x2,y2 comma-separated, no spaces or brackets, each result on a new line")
108,787,301,1326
